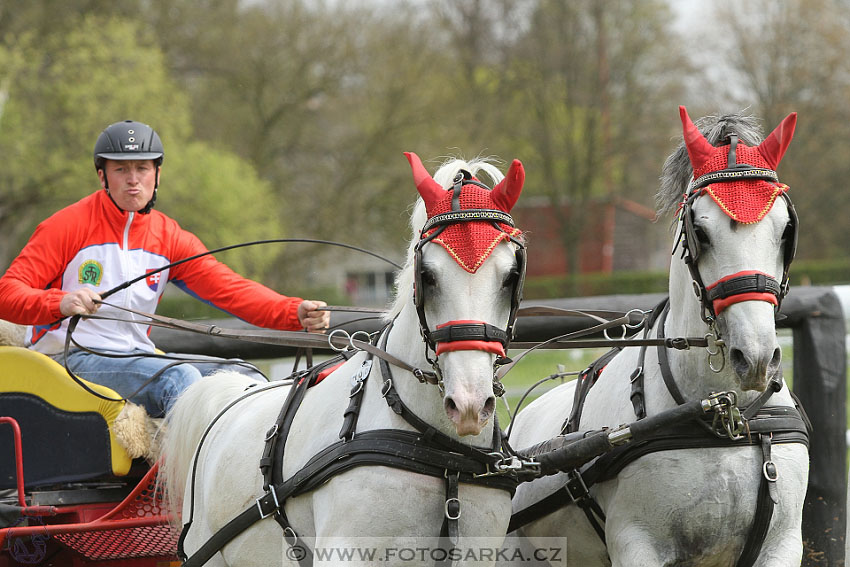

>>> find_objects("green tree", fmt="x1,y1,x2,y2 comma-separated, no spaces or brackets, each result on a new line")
710,0,850,262
500,0,689,288
0,15,279,280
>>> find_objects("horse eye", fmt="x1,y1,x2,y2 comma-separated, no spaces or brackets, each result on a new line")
502,269,519,289
693,226,710,245
421,268,437,287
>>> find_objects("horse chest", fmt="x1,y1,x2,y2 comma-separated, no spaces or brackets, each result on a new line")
600,449,763,560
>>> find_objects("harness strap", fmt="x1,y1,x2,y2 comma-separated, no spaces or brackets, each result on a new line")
564,348,621,434
655,302,688,406
737,435,778,567
629,298,669,419
442,471,461,546
180,490,287,567
339,358,374,441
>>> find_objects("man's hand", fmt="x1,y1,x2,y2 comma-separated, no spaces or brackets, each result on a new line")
60,288,102,317
297,300,330,333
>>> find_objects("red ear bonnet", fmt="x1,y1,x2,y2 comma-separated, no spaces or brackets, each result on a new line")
405,152,524,273
679,105,796,224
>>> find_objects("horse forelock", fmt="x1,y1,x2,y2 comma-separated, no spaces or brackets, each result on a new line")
656,111,766,218
386,156,508,320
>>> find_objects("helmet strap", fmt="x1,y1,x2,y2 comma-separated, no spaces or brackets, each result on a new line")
140,189,157,214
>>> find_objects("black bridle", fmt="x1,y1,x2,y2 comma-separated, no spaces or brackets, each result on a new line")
412,171,526,388
674,136,798,326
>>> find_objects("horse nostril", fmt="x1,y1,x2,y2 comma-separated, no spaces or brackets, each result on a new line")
445,397,458,413
770,347,782,368
482,396,496,417
730,348,749,377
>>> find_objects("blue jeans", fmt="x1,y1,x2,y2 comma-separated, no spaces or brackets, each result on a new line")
59,350,267,418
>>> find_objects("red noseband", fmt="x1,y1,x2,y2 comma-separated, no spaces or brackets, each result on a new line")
705,270,781,314
432,320,507,357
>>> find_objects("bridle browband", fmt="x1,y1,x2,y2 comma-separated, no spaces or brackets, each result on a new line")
675,135,798,326
413,171,526,384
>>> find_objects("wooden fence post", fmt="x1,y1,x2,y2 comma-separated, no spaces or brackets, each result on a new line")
784,287,846,566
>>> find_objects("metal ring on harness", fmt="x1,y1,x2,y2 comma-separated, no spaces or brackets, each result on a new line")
708,347,726,373
624,309,649,330
603,322,628,341
283,527,298,546
350,330,373,348
328,329,351,352
264,424,279,441
381,378,393,398
704,332,724,356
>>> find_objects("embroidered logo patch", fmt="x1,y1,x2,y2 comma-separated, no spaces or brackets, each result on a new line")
146,269,162,292
78,260,103,286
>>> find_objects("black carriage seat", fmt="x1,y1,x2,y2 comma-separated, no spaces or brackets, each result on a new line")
0,346,135,490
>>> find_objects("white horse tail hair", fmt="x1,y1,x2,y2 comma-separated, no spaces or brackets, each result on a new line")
159,371,260,524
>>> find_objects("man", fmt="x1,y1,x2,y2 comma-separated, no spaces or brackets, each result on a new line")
0,120,330,417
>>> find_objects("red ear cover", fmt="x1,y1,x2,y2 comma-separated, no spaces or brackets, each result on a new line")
404,152,445,214
758,113,797,169
491,159,525,212
679,105,716,172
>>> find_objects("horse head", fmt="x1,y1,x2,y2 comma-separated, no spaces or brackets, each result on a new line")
666,106,797,392
392,152,525,436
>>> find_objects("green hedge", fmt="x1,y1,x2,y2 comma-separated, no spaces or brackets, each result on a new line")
523,270,669,299
523,258,850,299
790,258,850,286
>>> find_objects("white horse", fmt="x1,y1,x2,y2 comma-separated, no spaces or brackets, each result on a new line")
161,152,527,566
507,107,809,566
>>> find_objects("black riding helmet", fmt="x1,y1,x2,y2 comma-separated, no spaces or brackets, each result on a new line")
93,120,164,213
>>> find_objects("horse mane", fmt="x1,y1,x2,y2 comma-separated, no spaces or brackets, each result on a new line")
385,156,507,321
656,110,766,218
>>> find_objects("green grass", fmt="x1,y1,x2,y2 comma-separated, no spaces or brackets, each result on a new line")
497,348,610,427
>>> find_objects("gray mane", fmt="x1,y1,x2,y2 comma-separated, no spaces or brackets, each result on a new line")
656,110,766,217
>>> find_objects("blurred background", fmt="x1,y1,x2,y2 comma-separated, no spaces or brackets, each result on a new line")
1,0,848,314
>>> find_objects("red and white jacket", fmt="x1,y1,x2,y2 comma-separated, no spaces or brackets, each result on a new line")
0,190,303,355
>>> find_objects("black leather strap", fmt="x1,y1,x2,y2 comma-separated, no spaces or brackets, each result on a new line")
736,435,778,567
429,322,508,347
707,273,782,303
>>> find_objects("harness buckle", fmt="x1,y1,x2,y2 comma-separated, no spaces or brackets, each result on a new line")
763,461,778,482
444,497,461,520
264,424,279,441
256,486,280,519
564,471,590,503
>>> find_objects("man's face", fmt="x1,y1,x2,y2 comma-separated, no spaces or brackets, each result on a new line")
99,159,158,212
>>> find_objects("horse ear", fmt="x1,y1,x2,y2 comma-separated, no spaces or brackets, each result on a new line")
491,159,524,212
679,106,715,172
404,152,445,208
758,113,797,169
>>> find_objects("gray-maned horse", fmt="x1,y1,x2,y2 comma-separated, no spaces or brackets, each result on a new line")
160,152,528,566
507,107,809,566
